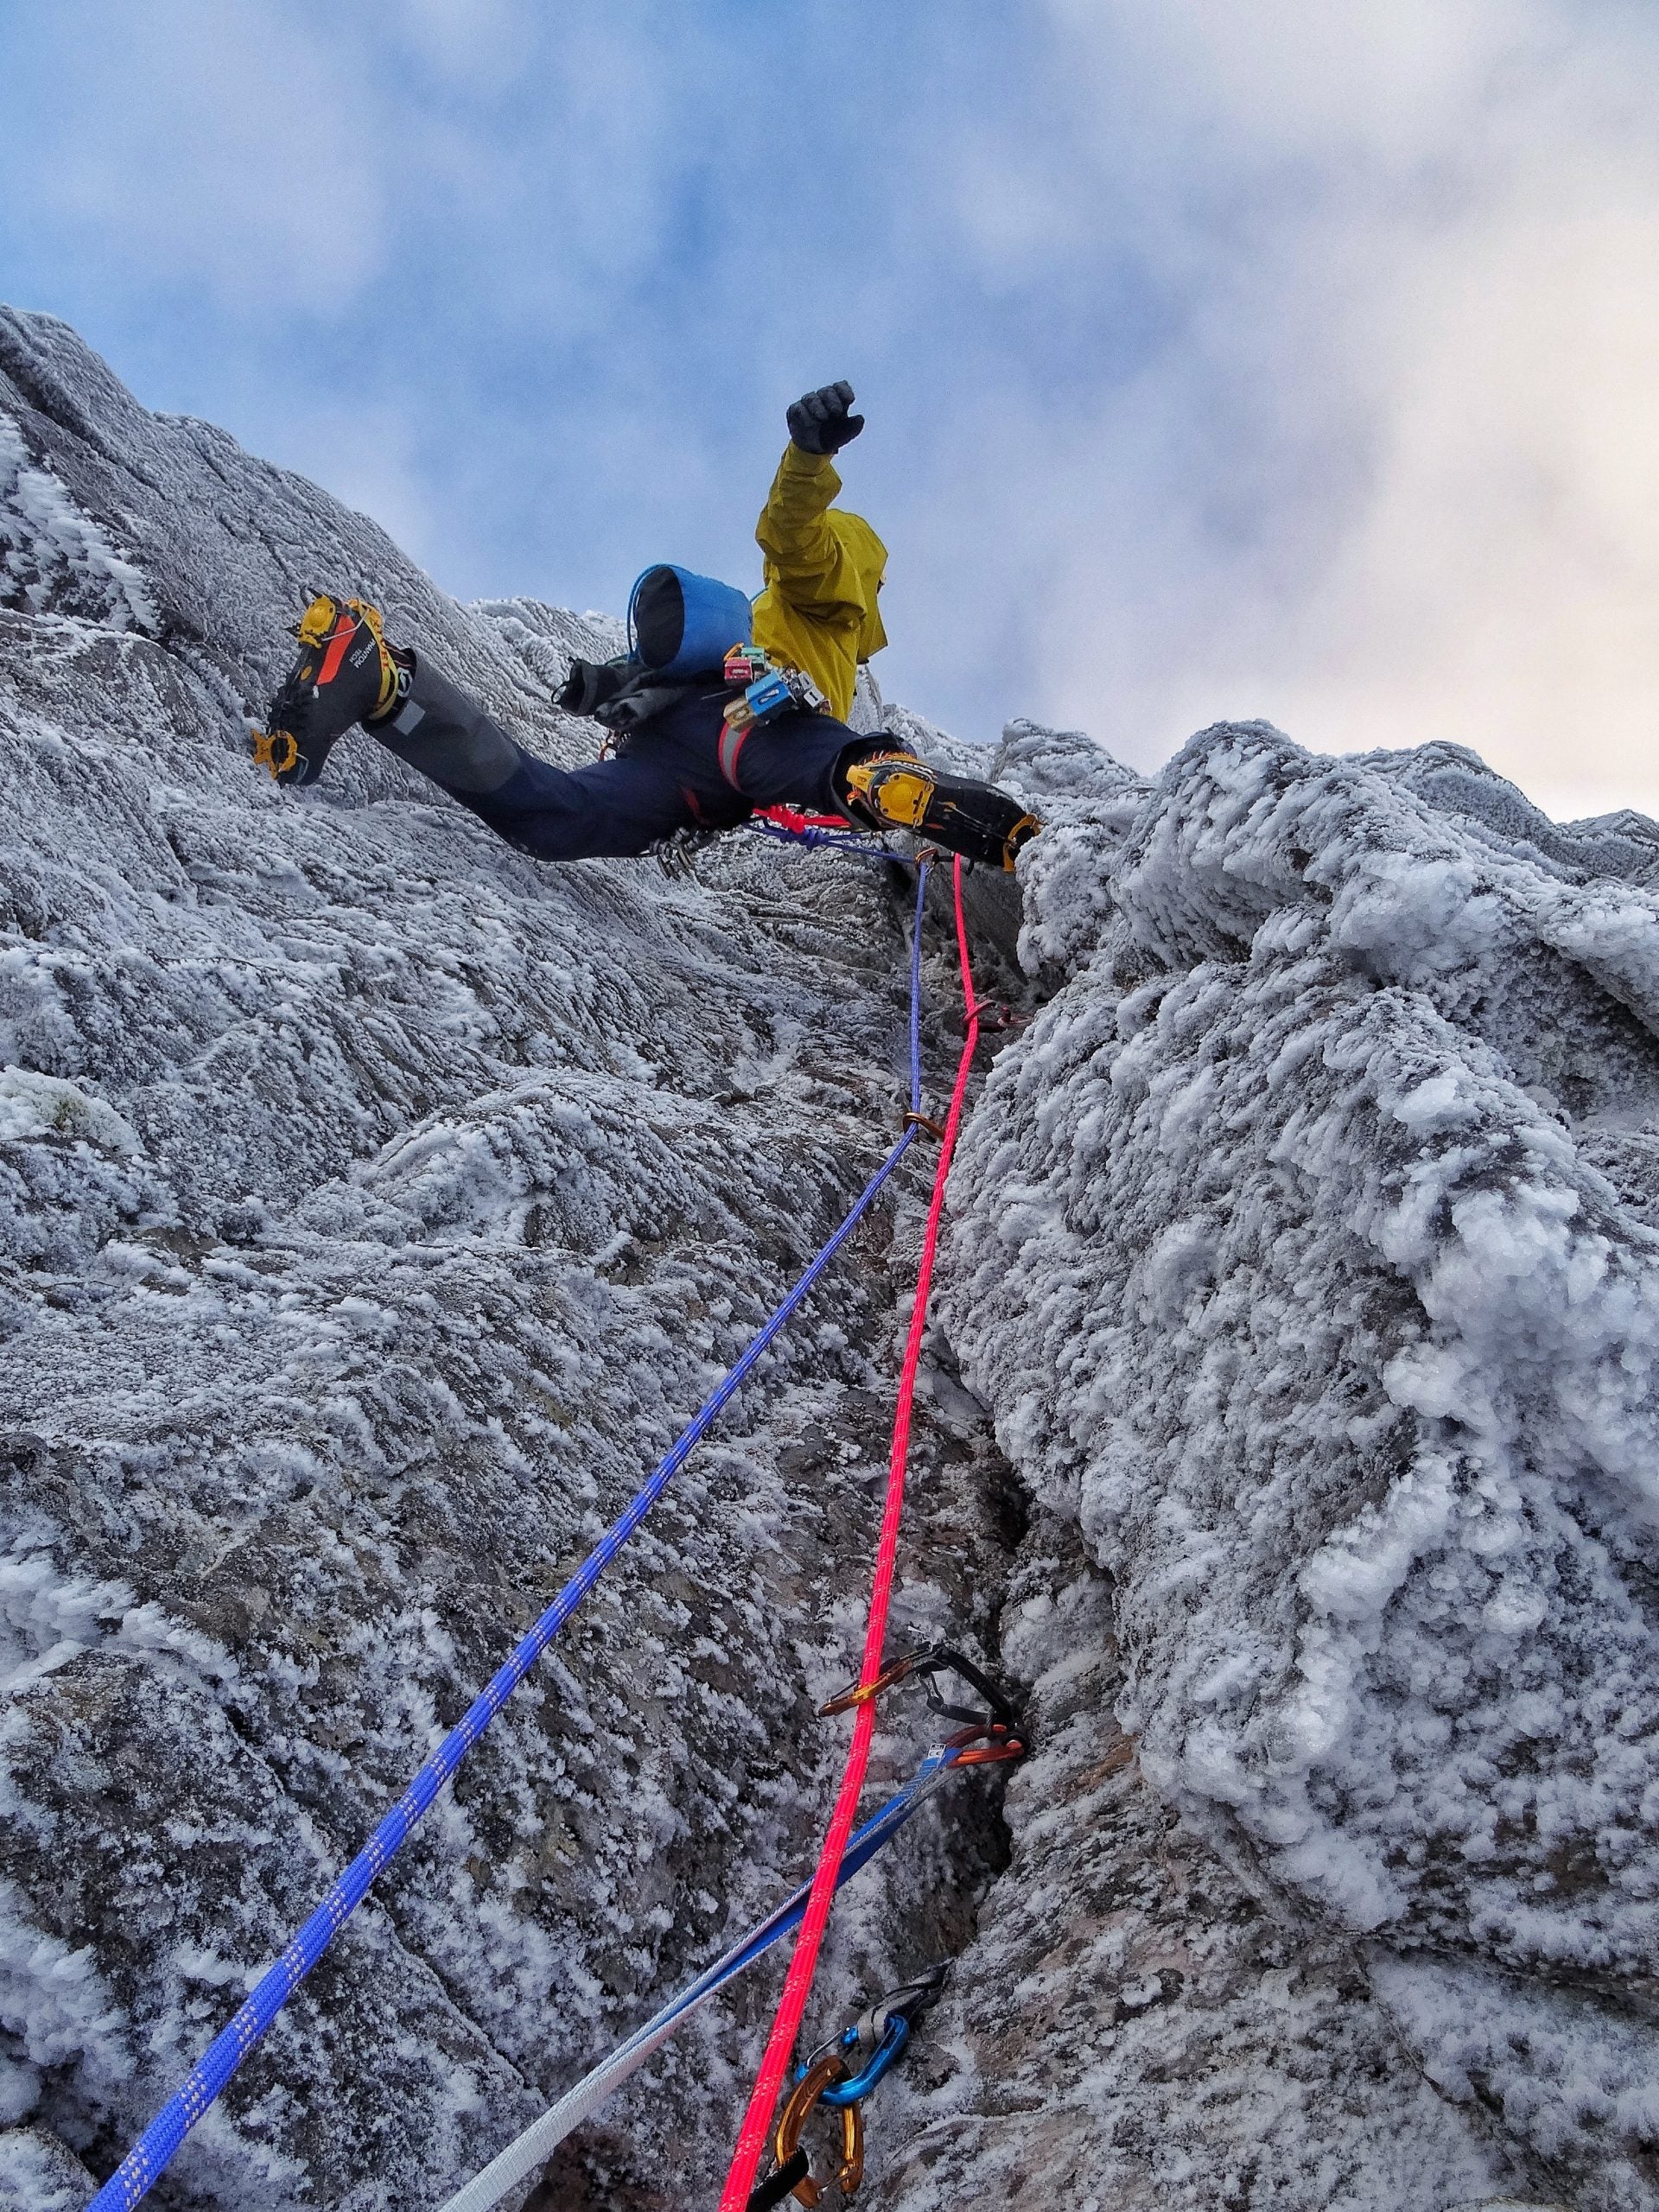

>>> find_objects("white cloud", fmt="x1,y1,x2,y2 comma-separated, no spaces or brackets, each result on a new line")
4,0,393,315
6,0,1659,822
0,0,689,325
396,0,534,89
268,393,442,585
885,0,1659,815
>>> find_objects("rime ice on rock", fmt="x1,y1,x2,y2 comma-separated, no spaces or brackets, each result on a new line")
0,302,1651,2212
0,308,1014,2210
925,715,1659,2211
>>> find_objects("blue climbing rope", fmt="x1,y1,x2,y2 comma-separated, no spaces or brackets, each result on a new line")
87,864,935,2212
746,818,898,862
908,868,925,1117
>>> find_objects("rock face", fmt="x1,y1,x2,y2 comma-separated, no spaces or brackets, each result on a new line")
0,308,1020,2210
0,307,1653,2212
895,716,1659,2211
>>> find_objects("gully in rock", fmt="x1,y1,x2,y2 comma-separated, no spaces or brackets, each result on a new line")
252,381,1042,874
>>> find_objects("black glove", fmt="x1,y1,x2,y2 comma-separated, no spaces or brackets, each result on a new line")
787,381,864,455
556,657,626,716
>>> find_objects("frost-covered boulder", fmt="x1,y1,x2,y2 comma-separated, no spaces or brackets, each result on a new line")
923,716,1659,2210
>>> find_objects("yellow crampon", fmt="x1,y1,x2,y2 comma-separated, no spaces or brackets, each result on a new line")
283,597,396,708
295,591,342,650
841,749,1041,870
291,593,397,716
840,751,936,830
251,728,301,779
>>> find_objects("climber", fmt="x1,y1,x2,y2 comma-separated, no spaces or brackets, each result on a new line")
252,383,1040,871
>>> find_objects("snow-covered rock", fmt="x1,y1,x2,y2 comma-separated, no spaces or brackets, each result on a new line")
3,303,1653,2212
918,716,1659,2210
0,308,1020,2209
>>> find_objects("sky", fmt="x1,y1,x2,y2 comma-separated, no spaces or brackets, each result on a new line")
2,0,1657,818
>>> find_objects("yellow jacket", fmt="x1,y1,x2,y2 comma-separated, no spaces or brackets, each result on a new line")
751,444,887,722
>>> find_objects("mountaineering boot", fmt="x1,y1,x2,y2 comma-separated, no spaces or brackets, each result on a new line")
252,593,404,786
839,749,1041,871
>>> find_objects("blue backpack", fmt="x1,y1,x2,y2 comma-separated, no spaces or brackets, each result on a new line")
627,564,753,679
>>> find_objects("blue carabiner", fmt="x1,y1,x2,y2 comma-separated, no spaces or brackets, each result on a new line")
818,2014,910,2107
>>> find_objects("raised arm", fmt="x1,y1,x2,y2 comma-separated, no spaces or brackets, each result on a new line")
755,381,868,614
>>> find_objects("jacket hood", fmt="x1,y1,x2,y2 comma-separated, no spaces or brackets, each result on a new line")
760,508,888,663
830,510,888,660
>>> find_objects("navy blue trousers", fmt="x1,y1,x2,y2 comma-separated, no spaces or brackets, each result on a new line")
449,688,863,862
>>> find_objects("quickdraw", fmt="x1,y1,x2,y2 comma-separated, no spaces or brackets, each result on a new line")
815,1964,949,2107
748,1967,950,2210
435,1738,996,2212
770,2048,862,2209
818,1643,1024,1737
741,1653,1025,2207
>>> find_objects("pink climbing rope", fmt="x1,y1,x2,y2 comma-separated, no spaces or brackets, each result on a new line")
717,855,982,2211
754,803,858,834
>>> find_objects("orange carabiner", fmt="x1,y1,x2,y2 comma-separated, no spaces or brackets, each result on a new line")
817,1650,920,1719
772,2049,864,2205
949,1729,1027,1766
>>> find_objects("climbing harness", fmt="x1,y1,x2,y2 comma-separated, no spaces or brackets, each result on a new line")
86,866,944,2212
718,856,984,2212
717,648,829,787
434,1735,1012,2212
747,1967,950,2211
